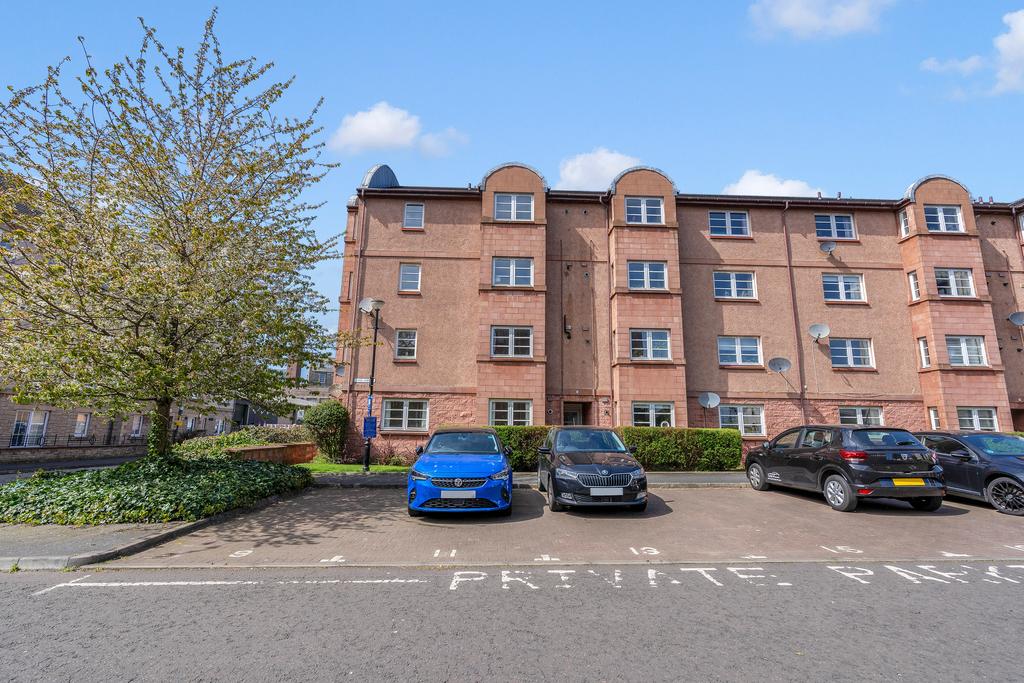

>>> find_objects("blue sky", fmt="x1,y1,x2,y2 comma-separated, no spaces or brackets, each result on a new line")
4,1,1023,329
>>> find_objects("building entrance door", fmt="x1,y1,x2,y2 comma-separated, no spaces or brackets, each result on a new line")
563,403,585,425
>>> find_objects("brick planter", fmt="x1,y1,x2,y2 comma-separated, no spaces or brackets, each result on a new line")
224,442,317,465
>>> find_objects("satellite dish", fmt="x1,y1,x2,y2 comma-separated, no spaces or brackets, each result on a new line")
767,357,792,373
820,241,837,255
1010,312,1024,327
697,392,721,409
808,323,831,341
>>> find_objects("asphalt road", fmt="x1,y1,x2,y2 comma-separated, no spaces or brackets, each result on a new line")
3,561,1023,681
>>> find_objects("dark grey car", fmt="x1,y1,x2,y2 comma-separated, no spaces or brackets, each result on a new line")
537,427,648,512
915,431,1024,516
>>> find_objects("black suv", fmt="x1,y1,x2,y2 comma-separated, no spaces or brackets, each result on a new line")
538,426,648,512
745,425,945,512
914,431,1024,516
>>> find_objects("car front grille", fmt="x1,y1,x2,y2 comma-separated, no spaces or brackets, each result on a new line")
430,477,487,489
574,493,638,503
420,498,497,509
577,473,633,488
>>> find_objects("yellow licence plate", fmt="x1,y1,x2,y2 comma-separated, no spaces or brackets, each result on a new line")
893,478,926,487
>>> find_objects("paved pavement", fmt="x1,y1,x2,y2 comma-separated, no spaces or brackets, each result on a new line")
4,561,1024,681
0,522,191,570
105,486,1024,569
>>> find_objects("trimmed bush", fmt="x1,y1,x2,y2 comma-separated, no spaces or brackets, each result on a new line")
0,456,313,525
491,426,552,471
242,424,312,444
302,401,350,462
173,429,267,460
616,427,742,471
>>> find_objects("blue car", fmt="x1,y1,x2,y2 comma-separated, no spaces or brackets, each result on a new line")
407,427,513,516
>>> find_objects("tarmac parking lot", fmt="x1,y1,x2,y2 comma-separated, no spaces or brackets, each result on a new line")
105,486,1024,569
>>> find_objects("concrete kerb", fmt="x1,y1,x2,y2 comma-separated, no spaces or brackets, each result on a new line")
312,472,749,490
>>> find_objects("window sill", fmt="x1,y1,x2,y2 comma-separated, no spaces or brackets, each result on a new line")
831,366,878,373
909,295,990,305
613,359,683,367
397,290,422,296
615,287,681,296
479,285,545,293
480,355,542,363
816,237,859,243
611,221,679,230
401,226,425,232
824,300,870,306
708,234,754,240
380,429,429,436
715,297,760,303
719,364,765,371
392,359,418,364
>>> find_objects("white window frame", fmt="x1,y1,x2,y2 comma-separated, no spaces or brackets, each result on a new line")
918,337,931,368
494,193,534,222
382,399,430,432
946,335,987,367
928,407,941,430
214,419,225,435
718,404,765,436
492,257,534,287
957,407,997,431
838,406,884,426
130,415,144,438
488,399,533,426
709,210,750,237
490,326,533,358
73,412,91,438
717,336,763,366
924,205,964,233
822,273,865,302
403,203,424,229
629,329,671,360
398,263,421,292
625,197,664,225
11,409,49,448
829,338,874,368
627,261,668,290
815,214,856,240
907,271,921,301
395,329,418,359
934,268,975,298
713,271,757,299
899,209,910,238
632,402,675,427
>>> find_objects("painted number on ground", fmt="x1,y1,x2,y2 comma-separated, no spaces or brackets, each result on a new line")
820,545,863,554
629,547,660,556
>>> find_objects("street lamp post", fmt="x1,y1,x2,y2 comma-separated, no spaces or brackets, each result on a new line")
359,298,384,472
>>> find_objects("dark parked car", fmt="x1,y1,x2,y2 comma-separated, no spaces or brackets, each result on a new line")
745,425,945,512
538,426,648,512
914,431,1024,516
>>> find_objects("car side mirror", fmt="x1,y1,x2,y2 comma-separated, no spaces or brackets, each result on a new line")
538,446,551,455
762,441,771,450
628,445,638,454
415,445,424,455
951,449,971,460
504,445,512,455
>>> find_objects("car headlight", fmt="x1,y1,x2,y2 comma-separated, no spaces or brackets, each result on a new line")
629,467,646,480
410,469,429,481
555,467,579,481
490,467,510,480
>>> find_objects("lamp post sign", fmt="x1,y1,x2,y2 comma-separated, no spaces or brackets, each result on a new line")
357,297,385,472
362,415,377,439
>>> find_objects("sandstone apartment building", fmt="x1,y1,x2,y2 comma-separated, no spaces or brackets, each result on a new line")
335,163,1024,451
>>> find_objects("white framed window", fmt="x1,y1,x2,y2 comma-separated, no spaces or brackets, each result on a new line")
130,414,144,438
899,209,910,238
398,263,421,292
718,336,762,366
489,399,533,426
395,329,417,359
946,335,987,366
709,211,750,237
492,257,534,287
713,271,756,299
186,416,197,431
625,197,664,225
491,326,533,357
957,407,997,431
918,337,931,368
815,214,856,239
829,338,874,368
924,205,963,233
632,402,674,427
214,419,225,435
627,261,667,289
383,399,429,431
403,203,424,229
630,329,671,360
838,406,883,426
907,271,921,301
494,193,533,221
11,409,49,448
928,407,941,430
719,404,765,436
73,413,91,438
822,273,865,301
312,370,333,386
934,268,975,297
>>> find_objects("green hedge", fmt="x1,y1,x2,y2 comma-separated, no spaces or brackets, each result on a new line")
302,401,350,462
174,425,313,460
489,425,742,471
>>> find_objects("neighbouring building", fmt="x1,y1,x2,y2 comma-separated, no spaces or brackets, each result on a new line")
336,164,1024,454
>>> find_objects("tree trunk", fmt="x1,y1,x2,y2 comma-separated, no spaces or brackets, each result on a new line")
148,397,174,458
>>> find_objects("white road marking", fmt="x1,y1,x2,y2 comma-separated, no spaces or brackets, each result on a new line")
742,555,768,560
628,547,660,556
828,566,874,584
36,577,430,594
939,551,973,558
32,573,92,596
820,545,863,555
432,549,457,558
533,554,560,562
228,549,254,559
319,556,346,563
450,571,487,590
1004,545,1024,553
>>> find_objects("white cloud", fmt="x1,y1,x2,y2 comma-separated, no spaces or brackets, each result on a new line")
723,170,821,196
555,148,641,190
920,55,985,76
749,0,893,39
994,9,1024,93
327,102,468,156
418,127,469,157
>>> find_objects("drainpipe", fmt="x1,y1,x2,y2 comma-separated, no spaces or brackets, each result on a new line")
346,197,371,417
782,200,809,422
600,192,615,425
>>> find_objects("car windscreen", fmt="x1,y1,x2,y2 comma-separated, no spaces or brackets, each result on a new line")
848,429,922,449
425,432,500,454
961,433,1024,456
555,429,627,452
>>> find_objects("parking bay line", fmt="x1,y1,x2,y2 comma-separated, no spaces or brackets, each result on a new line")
33,577,432,595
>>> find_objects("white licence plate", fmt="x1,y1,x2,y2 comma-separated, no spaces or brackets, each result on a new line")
440,490,476,499
590,487,624,496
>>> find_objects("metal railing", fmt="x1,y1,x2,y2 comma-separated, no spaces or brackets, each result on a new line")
2,432,146,450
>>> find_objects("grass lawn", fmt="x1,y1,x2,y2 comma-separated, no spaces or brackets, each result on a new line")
298,461,409,474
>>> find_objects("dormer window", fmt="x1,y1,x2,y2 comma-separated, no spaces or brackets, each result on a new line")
494,193,533,221
625,197,663,224
924,205,963,233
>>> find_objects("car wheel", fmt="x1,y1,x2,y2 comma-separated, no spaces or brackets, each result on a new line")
547,481,565,512
407,506,421,517
909,497,943,512
823,474,858,512
538,464,547,492
747,463,770,491
986,477,1024,516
